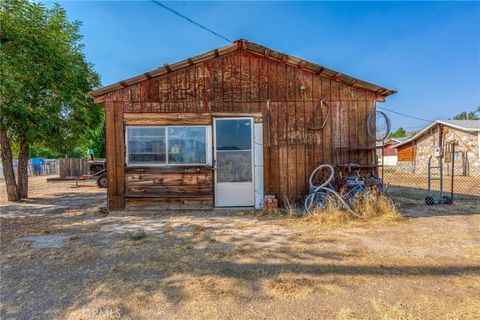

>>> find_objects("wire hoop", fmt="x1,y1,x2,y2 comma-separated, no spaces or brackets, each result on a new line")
367,111,391,141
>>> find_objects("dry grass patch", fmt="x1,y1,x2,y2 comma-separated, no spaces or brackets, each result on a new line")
306,191,404,227
3,176,479,320
126,228,148,241
241,192,403,228
370,298,422,320
262,274,344,300
370,296,480,320
262,275,315,299
352,191,401,220
444,298,480,320
185,276,248,299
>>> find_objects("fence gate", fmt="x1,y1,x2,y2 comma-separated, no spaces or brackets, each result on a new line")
382,142,480,205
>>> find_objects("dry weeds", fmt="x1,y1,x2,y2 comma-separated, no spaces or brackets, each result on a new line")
306,191,403,226
126,228,148,241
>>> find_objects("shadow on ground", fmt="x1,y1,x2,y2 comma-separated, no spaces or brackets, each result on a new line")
2,209,480,319
1,182,479,319
0,192,106,217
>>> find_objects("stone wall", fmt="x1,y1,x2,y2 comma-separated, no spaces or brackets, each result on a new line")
395,125,479,176
413,128,438,174
396,161,415,173
444,128,480,176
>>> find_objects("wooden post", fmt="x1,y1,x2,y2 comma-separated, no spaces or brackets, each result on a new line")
105,102,125,211
105,102,119,210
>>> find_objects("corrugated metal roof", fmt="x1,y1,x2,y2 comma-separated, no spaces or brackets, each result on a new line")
439,120,480,130
376,136,411,147
88,39,396,100
393,136,411,143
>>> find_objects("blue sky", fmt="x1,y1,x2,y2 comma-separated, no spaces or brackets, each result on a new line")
47,1,480,131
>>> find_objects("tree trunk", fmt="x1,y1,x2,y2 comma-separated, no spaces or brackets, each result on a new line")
0,129,19,201
17,137,29,199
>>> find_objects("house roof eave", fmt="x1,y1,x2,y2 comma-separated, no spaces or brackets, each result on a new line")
394,120,480,148
88,39,396,100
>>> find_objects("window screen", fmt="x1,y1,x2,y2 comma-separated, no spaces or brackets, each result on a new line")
168,127,206,164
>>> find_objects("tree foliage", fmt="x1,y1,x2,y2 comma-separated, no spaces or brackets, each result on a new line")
388,127,406,138
452,107,480,120
83,119,106,158
0,0,102,200
22,117,105,159
0,0,101,150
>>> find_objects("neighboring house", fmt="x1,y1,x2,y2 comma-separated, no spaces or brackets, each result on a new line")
376,137,410,166
394,120,480,176
88,39,395,211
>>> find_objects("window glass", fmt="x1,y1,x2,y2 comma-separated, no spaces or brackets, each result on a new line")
168,127,207,164
216,151,252,182
127,127,166,164
215,119,252,150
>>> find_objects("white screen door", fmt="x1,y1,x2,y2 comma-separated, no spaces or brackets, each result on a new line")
214,118,255,207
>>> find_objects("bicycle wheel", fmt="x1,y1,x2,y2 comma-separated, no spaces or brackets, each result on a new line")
309,164,335,190
304,192,330,214
344,187,365,210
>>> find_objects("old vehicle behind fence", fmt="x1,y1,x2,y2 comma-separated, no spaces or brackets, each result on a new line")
57,158,107,189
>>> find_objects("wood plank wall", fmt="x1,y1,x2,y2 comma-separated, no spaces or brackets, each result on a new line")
58,158,88,178
398,143,416,162
124,167,213,210
104,50,378,210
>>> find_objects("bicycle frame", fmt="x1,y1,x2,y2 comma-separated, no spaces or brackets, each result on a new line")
303,164,390,218
343,181,367,203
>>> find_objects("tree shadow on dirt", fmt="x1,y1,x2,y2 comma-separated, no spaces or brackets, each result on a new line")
1,190,480,319
0,192,106,217
4,215,479,320
399,201,480,218
390,186,480,217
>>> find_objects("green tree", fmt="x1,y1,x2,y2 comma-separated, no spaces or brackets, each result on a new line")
388,127,406,138
0,0,101,201
28,146,62,159
452,106,480,120
83,119,106,159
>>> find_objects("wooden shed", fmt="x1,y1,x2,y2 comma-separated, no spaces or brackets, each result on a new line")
89,39,396,211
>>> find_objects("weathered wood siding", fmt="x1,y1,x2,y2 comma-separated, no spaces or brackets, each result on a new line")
104,49,378,210
58,158,89,178
124,167,213,210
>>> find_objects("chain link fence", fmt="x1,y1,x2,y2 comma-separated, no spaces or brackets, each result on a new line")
382,156,480,205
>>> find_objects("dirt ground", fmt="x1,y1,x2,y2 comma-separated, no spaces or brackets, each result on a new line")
1,176,480,320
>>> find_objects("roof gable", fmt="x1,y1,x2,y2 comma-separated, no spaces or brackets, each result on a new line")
394,120,480,147
89,39,396,102
439,120,480,131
